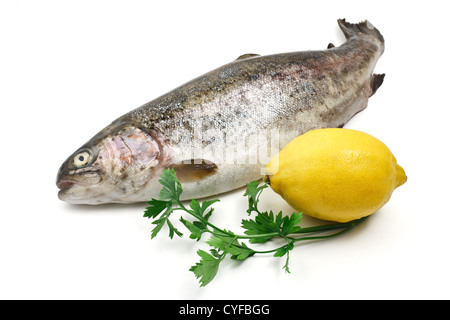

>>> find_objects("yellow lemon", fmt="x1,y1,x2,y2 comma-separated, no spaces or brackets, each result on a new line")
265,128,407,223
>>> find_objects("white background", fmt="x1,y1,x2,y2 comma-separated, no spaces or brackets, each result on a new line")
1,0,449,299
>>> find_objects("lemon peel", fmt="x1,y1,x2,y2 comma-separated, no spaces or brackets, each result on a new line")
265,128,406,223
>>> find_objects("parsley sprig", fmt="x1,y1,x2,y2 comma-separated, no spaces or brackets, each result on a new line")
144,169,365,286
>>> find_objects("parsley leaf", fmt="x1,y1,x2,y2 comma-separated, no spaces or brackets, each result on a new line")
158,168,182,200
179,216,205,241
148,208,183,239
241,212,278,243
243,180,268,215
190,250,224,287
144,199,170,219
241,211,303,243
144,171,183,239
273,243,293,273
190,199,218,225
206,234,255,260
282,212,303,235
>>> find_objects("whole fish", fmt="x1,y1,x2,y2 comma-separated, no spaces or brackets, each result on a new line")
57,19,385,204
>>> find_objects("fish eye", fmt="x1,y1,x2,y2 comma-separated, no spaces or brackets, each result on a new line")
73,150,92,168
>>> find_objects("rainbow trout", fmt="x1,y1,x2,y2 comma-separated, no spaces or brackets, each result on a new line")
57,19,385,204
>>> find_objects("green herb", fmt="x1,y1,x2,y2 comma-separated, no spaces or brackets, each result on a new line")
144,168,366,286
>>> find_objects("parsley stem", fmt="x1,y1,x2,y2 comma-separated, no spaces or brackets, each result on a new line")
146,170,369,286
291,217,366,234
175,199,234,236
201,219,364,242
233,232,280,240
291,217,365,242
213,219,364,241
237,219,365,254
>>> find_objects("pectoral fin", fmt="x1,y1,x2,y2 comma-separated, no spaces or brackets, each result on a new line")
169,159,218,183
369,73,385,97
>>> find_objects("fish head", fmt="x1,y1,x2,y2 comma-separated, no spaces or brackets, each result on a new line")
56,123,162,204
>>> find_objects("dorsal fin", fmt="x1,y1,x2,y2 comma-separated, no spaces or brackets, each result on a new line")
235,53,260,61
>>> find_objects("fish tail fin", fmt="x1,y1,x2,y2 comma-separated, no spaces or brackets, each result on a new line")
337,19,384,46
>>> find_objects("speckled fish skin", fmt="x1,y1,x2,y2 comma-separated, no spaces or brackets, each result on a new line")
57,19,385,204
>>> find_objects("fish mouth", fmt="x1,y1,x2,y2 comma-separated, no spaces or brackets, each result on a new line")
57,177,82,200
57,179,78,202
56,171,102,201
57,179,76,191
